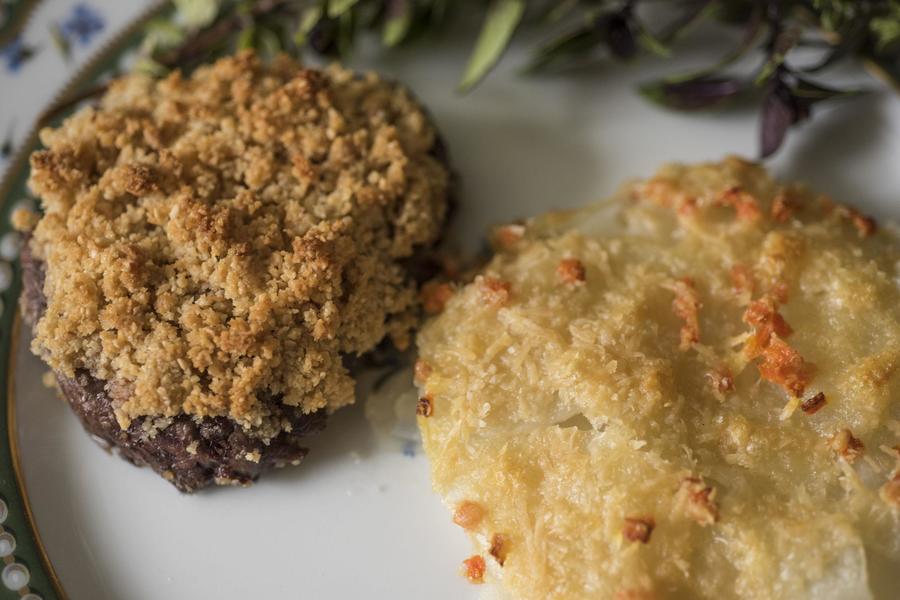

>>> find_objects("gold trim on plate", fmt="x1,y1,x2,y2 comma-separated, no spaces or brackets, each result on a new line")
0,7,170,599
7,311,69,600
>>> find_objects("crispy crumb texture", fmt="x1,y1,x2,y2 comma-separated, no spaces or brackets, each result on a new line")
417,158,900,599
24,51,449,436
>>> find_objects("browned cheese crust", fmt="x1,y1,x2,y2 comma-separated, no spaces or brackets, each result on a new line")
417,158,900,599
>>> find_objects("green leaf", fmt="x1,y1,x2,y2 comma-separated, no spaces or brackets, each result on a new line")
174,0,221,29
328,0,359,19
459,0,526,91
430,0,451,25
133,57,169,77
756,26,802,85
543,0,578,23
338,9,355,57
871,13,900,52
865,55,900,93
141,18,187,55
295,6,324,45
524,27,604,73
792,77,864,101
49,22,71,61
663,4,763,85
656,0,714,43
383,0,412,47
636,26,670,58
237,25,257,50
258,27,282,57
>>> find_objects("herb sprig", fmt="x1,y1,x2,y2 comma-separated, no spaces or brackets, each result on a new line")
140,0,900,158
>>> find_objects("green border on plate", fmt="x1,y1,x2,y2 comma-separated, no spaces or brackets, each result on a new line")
0,0,40,49
0,3,168,598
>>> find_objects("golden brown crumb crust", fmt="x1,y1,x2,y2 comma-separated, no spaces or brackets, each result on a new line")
24,51,449,436
418,158,900,599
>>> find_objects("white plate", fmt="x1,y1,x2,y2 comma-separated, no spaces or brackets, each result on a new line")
8,5,900,600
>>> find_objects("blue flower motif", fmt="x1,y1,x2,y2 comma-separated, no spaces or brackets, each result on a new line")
62,4,105,46
402,440,417,458
0,37,36,73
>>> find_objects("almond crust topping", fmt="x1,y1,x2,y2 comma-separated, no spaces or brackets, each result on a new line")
23,51,450,435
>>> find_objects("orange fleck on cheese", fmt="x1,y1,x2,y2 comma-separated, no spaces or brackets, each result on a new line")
462,555,486,584
622,517,655,543
717,186,762,223
413,359,432,385
479,276,511,306
676,477,719,526
453,501,485,530
668,277,701,351
829,429,865,464
557,258,586,285
757,335,814,397
492,224,526,249
729,264,755,296
421,281,454,315
489,533,509,565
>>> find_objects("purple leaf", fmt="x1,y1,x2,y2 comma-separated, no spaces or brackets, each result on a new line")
640,77,744,110
760,81,798,158
600,13,637,60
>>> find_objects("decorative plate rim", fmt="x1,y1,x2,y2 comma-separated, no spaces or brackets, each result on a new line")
0,4,168,598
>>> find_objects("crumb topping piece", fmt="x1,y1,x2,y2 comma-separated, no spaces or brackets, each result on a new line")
478,276,511,306
462,555,486,584
416,396,433,418
622,517,655,543
880,474,900,507
706,367,734,396
666,277,701,351
742,291,813,396
756,335,814,397
676,477,720,526
615,589,656,600
489,533,509,565
492,223,526,249
715,186,762,223
800,392,827,415
453,500,485,530
24,51,449,435
839,206,877,238
413,359,432,384
421,281,455,315
557,258,586,285
829,429,865,464
729,264,754,297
